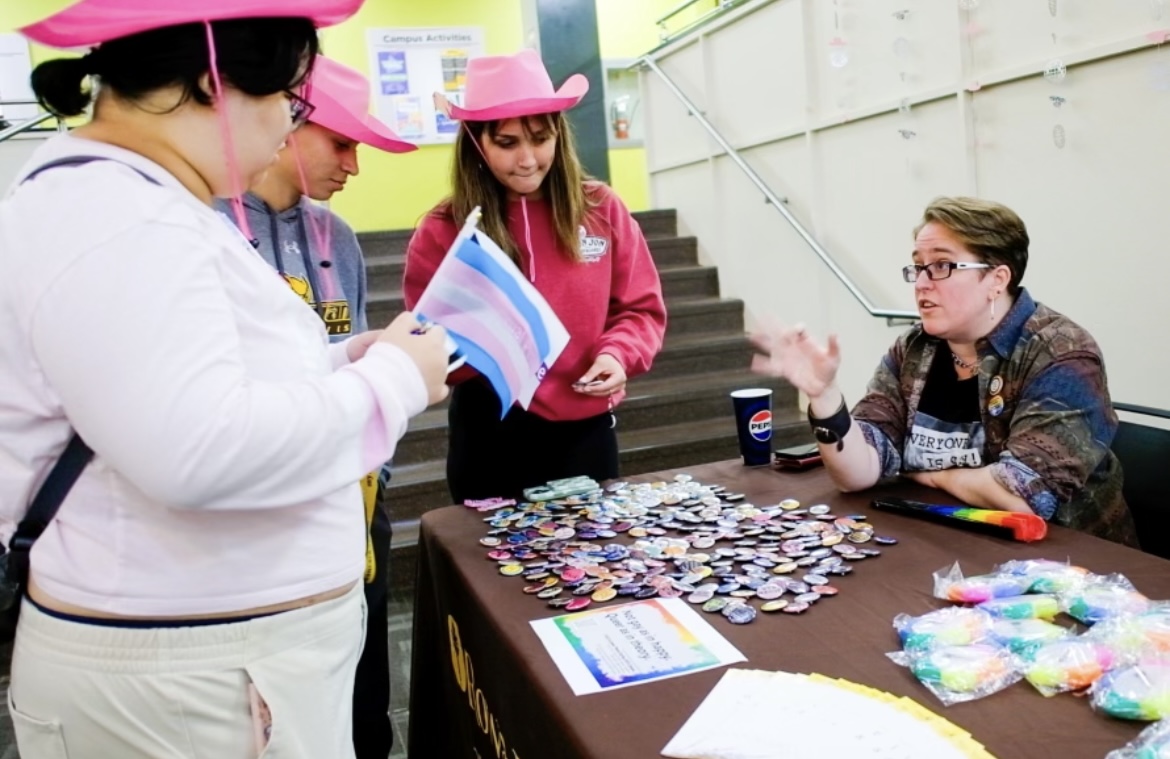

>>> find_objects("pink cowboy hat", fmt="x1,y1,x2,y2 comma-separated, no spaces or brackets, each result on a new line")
308,56,416,153
436,49,588,122
20,0,363,48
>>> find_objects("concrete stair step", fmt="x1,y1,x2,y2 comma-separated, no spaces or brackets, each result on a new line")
363,256,717,301
364,254,404,293
649,332,757,378
666,297,743,338
657,263,720,300
357,231,696,268
632,208,678,239
392,369,796,466
357,209,676,260
364,267,725,330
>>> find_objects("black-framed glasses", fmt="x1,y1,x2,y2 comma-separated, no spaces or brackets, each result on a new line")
902,261,992,282
285,89,316,129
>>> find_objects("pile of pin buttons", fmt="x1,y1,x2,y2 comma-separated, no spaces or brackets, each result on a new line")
476,473,899,625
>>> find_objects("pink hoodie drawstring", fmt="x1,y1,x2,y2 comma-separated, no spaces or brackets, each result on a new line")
520,195,536,283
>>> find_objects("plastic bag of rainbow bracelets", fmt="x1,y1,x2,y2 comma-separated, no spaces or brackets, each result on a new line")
1060,574,1151,625
893,607,997,652
932,562,1033,604
1092,661,1170,722
887,643,1023,706
993,558,1093,595
1088,605,1170,658
1107,718,1170,759
1022,636,1119,696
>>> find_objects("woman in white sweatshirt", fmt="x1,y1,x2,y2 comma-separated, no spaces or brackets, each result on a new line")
0,2,447,757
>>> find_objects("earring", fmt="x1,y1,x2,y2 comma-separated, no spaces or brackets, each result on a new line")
989,291,1000,321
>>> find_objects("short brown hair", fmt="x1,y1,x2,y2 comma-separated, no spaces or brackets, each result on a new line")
915,196,1029,294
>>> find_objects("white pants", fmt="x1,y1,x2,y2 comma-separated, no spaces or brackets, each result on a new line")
9,582,365,759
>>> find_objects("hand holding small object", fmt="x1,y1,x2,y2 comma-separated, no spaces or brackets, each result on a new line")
379,313,450,405
574,353,625,396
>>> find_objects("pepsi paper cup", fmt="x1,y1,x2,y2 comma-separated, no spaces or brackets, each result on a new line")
730,388,773,466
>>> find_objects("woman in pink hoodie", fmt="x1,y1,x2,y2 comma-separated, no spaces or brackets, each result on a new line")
404,50,667,503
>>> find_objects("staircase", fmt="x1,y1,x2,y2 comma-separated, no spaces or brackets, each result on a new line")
356,209,809,588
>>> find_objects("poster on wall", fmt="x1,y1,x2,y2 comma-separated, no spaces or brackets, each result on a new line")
365,26,484,146
0,34,36,127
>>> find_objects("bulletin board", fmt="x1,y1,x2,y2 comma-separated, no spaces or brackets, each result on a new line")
365,26,485,145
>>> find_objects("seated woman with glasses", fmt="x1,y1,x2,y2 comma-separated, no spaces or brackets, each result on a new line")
751,196,1137,545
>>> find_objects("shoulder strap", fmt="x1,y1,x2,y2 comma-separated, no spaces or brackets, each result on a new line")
5,434,92,585
10,435,93,554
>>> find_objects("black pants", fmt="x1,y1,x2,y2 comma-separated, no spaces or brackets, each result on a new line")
353,498,392,759
446,378,620,503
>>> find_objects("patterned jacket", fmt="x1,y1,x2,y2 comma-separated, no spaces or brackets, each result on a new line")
853,289,1138,546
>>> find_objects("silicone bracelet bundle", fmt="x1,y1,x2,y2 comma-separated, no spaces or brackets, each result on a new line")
991,618,1072,657
1024,638,1116,695
941,573,1033,604
894,607,995,651
1065,583,1150,625
996,559,1092,595
1092,664,1170,722
979,594,1062,621
906,643,1022,705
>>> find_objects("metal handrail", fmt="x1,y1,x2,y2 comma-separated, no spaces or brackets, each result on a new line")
638,56,918,322
654,0,751,47
1114,402,1170,421
0,111,57,143
656,0,714,25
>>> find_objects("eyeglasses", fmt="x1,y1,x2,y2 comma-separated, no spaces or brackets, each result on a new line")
285,89,316,129
902,261,992,282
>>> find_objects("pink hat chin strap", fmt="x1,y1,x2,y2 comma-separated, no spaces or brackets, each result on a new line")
203,21,257,246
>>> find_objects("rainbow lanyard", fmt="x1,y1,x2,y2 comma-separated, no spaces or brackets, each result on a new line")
871,497,1048,542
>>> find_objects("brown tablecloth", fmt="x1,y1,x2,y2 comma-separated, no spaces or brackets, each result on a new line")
408,460,1170,759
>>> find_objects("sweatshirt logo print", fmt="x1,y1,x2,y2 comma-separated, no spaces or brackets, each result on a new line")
282,274,313,304
579,226,609,263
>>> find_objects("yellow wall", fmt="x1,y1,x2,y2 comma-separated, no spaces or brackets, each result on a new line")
318,3,524,232
1,1,79,66
4,0,680,231
594,0,685,217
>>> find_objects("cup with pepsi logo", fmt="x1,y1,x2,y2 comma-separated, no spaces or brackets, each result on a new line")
730,388,773,466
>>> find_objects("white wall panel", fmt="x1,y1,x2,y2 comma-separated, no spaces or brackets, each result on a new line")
644,41,712,170
969,0,1160,82
809,0,962,120
704,0,807,145
644,0,1170,407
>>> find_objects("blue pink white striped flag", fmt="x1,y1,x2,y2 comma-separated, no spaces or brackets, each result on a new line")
414,207,569,416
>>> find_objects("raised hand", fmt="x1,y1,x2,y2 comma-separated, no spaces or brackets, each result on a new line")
750,320,841,401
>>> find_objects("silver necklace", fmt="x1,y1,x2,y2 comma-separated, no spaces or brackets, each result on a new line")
951,352,979,371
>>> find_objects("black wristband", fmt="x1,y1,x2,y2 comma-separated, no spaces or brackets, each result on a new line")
808,397,851,452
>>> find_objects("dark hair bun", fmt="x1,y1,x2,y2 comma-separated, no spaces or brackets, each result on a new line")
31,57,92,118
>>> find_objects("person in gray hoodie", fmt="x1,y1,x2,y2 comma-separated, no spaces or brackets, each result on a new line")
216,55,416,759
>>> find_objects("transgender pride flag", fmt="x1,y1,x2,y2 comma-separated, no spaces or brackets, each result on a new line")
414,207,569,416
